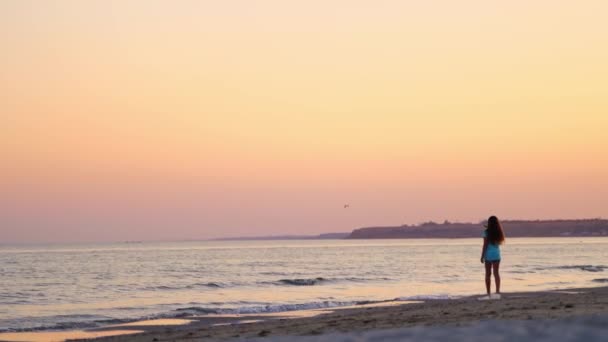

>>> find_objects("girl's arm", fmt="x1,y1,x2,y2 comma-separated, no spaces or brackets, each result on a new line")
480,237,488,263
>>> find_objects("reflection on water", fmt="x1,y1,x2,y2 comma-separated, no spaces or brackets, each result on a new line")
1,238,607,332
0,330,142,342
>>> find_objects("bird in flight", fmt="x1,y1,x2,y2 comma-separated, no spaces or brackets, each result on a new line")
344,204,350,209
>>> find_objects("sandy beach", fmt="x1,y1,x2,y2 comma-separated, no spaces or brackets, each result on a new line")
57,285,608,341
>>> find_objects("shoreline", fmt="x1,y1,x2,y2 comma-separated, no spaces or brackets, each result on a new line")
2,285,605,342
93,285,608,341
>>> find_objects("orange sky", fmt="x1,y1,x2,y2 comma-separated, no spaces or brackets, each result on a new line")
2,1,608,243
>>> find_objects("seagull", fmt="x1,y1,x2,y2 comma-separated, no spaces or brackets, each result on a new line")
344,204,350,209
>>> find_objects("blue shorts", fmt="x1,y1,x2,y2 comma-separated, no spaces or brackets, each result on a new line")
485,259,501,264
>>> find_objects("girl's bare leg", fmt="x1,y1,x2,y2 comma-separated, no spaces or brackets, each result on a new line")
484,262,492,295
492,262,501,293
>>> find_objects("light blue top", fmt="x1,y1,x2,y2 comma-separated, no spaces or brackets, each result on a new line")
483,230,501,261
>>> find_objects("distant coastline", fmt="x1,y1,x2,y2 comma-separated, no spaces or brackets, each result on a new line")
213,219,608,241
347,219,608,239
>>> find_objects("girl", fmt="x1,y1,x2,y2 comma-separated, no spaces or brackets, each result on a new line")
480,216,505,296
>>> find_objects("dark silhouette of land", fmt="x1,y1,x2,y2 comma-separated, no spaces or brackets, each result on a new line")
347,219,608,239
212,219,608,241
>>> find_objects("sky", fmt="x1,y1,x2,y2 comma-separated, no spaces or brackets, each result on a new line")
1,1,608,243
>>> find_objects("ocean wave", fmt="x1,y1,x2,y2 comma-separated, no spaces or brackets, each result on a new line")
344,277,393,282
0,300,30,305
173,300,383,316
141,282,227,291
554,265,606,272
0,315,130,333
278,278,327,286
192,282,224,288
104,277,393,293
267,276,393,287
592,278,608,283
529,265,606,273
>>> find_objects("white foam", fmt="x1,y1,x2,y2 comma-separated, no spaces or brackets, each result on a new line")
477,294,501,301
173,300,375,316
396,294,460,301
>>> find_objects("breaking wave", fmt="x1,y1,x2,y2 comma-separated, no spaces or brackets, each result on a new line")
173,299,385,316
554,265,606,272
268,277,393,286
278,277,327,286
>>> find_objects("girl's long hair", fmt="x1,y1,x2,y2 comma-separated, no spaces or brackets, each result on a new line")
487,216,505,245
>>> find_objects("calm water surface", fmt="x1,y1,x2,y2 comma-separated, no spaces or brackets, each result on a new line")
1,238,607,331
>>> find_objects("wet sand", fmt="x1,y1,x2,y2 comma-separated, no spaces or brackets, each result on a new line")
49,286,608,341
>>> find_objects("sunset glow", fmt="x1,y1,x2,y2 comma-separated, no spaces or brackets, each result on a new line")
2,1,608,242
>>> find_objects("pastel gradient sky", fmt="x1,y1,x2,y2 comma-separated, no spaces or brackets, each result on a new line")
2,1,608,243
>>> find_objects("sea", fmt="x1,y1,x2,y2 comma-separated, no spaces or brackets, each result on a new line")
1,237,607,332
